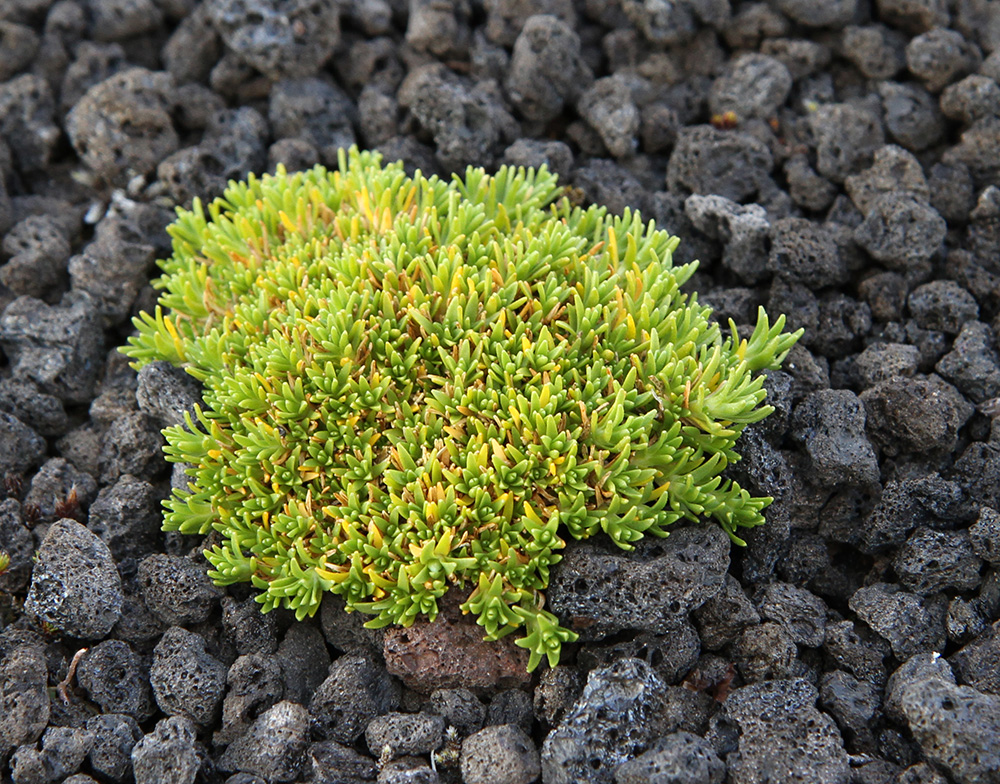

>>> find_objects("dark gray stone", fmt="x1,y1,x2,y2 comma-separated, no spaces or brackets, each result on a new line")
708,679,849,784
757,582,828,647
693,574,760,651
819,670,880,752
0,644,49,765
941,75,1000,124
854,192,946,270
908,281,979,335
276,623,331,705
905,28,981,93
901,676,1000,784
844,144,929,216
150,627,227,726
461,724,539,784
841,24,907,80
667,125,774,202
0,378,69,438
860,375,973,456
851,343,920,388
614,731,724,784
87,474,165,562
894,528,983,595
970,507,1000,564
824,620,890,690
684,195,770,285
215,653,285,746
218,701,310,783
578,75,639,159
309,654,401,744
10,725,93,784
504,14,592,125
547,526,730,640
849,583,948,659
875,0,949,33
366,712,445,760
0,294,104,404
927,161,975,221
131,716,211,784
950,623,1000,696
65,68,178,186
768,218,848,289
879,81,946,151
0,412,45,479
943,116,1000,188
729,621,799,682
709,53,791,120
206,0,340,80
25,519,123,639
885,653,956,725
0,74,60,172
138,554,222,627
398,64,518,171
811,102,884,182
429,688,485,736
1,215,69,298
268,77,356,167
541,659,674,784
23,457,96,525
936,321,1000,404
77,640,155,721
790,389,880,488
308,739,377,784
85,714,142,784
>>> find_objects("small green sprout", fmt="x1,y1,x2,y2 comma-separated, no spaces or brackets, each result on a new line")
0,551,9,577
122,148,801,670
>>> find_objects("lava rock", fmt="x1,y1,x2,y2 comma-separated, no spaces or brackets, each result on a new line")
0,74,60,172
905,28,981,93
215,654,285,746
0,294,104,404
138,554,222,627
461,724,539,784
541,658,674,784
854,192,946,270
0,644,50,766
841,24,907,79
884,652,956,725
768,217,848,289
429,688,486,736
790,389,880,488
685,195,770,284
851,343,920,388
307,739,377,783
268,77,356,167
547,525,730,639
0,412,45,478
24,519,123,639
10,725,94,784
894,528,983,595
577,75,639,159
811,102,884,182
693,574,761,651
849,583,948,660
844,145,929,216
667,125,774,202
970,507,1000,564
85,714,142,784
756,582,828,648
880,81,946,151
275,623,330,705
504,14,592,125
860,374,973,456
614,730,724,784
206,0,340,80
65,68,178,186
730,621,799,682
131,716,212,784
366,712,445,760
218,701,310,783
709,678,850,784
901,676,1000,784
940,75,1000,124
708,53,792,120
150,627,228,727
76,640,156,721
936,321,1000,404
309,654,401,744
1,214,70,298
87,474,165,561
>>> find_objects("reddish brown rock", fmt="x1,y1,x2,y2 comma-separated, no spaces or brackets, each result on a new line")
383,600,531,695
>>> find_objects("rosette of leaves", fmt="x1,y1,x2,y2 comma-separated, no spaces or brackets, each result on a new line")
122,148,801,670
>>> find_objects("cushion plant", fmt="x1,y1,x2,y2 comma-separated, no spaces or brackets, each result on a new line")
122,147,801,670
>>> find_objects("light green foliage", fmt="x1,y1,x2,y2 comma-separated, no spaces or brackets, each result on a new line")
122,148,801,670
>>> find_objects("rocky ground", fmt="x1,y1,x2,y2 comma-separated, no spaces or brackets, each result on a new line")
2,0,1000,782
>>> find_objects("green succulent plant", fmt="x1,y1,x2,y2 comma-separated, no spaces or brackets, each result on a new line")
122,147,801,670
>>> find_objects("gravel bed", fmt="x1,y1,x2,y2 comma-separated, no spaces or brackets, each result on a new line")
1,0,1000,783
